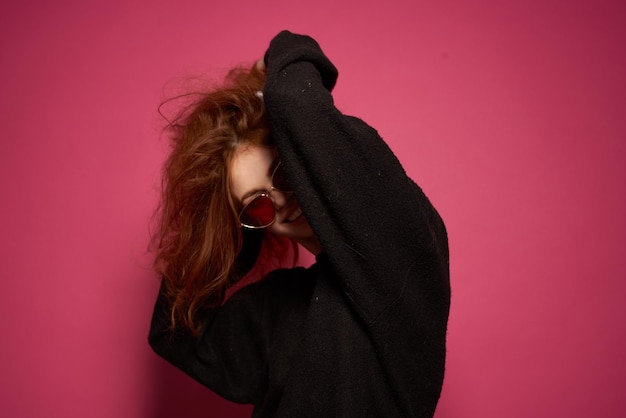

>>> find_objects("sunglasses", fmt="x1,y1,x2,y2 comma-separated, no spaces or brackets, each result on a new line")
239,161,292,229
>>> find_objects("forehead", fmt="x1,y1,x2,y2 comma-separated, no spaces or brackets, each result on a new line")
230,144,276,201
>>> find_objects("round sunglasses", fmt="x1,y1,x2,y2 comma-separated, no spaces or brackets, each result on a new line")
239,161,292,229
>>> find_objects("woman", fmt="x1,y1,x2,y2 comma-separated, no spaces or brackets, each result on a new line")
149,31,450,417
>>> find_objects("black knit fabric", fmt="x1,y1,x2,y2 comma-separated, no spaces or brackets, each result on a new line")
149,31,450,418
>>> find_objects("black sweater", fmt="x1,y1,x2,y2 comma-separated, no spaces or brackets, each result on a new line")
149,31,450,417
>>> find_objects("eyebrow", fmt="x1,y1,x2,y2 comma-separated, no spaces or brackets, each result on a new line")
239,158,279,204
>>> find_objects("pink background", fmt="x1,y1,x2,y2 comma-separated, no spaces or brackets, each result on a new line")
1,0,624,417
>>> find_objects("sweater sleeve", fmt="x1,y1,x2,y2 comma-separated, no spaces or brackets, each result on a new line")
263,31,450,327
148,268,313,404
264,32,450,416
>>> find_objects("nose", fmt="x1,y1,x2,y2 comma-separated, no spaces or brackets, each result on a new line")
268,187,287,208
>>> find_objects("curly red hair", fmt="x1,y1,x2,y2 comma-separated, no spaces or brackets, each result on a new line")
151,65,294,333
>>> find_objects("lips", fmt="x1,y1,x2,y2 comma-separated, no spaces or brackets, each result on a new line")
286,207,303,223
282,197,304,223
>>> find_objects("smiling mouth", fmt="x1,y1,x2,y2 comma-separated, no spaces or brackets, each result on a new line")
285,206,303,223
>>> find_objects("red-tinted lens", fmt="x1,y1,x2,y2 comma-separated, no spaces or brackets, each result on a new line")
240,195,275,228
272,162,291,192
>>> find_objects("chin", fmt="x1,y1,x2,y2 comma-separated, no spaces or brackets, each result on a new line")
270,218,314,240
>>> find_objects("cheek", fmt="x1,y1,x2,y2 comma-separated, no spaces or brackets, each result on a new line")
267,222,295,241
267,222,285,236
268,218,314,240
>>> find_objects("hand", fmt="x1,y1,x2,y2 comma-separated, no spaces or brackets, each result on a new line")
255,58,266,73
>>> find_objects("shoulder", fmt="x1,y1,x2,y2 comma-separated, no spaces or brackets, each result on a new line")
263,266,314,293
227,265,317,307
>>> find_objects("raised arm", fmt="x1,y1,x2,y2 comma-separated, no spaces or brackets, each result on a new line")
148,268,313,403
263,31,450,326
